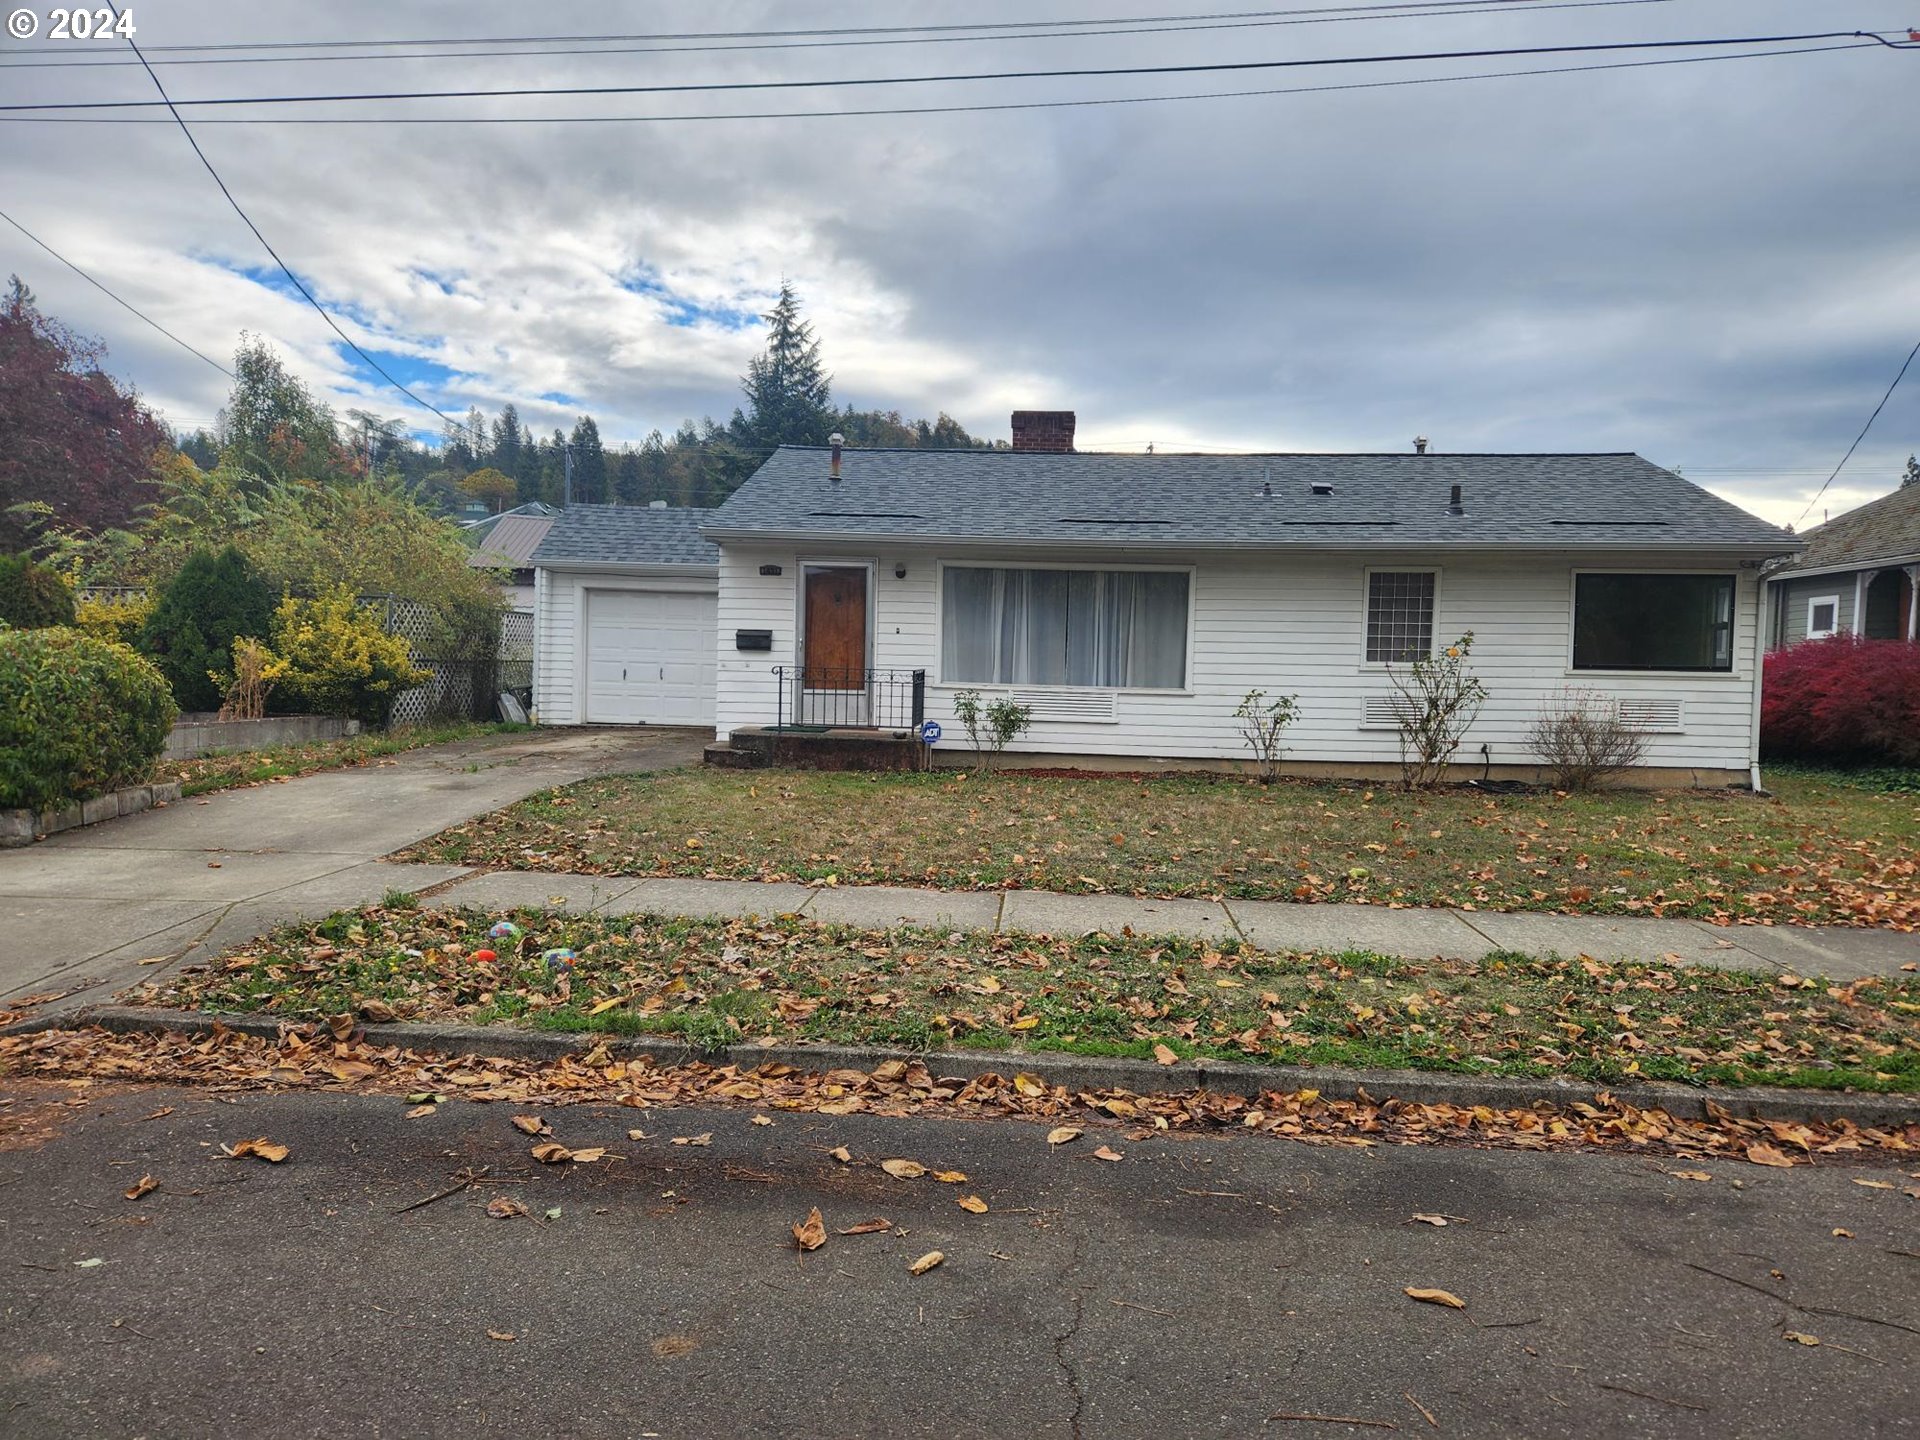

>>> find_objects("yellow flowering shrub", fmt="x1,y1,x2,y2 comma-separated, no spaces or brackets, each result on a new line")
73,591,155,649
268,586,427,724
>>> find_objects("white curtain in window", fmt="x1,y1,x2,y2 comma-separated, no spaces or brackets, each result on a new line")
943,567,1187,688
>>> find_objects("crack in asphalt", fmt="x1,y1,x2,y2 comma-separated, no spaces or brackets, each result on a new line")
1052,1231,1091,1440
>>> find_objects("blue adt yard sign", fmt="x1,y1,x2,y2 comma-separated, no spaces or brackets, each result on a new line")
918,720,942,744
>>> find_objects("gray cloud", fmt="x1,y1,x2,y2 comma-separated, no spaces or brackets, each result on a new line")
1,0,1913,524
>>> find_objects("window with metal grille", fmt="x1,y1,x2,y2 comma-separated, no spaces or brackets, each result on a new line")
1365,570,1436,663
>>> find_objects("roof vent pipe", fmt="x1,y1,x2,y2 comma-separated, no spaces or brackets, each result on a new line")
1414,436,1429,454
1447,483,1464,515
829,431,844,481
1260,464,1272,498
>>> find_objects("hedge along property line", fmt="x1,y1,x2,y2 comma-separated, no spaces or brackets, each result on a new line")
0,780,183,848
0,626,176,814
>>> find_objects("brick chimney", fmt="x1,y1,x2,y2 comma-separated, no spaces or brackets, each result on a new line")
1011,410,1076,453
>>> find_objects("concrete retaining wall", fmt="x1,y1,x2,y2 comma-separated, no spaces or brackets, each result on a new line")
0,781,183,848
164,714,359,760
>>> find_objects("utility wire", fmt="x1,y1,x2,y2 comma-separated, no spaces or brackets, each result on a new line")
1,1,1669,55
1795,338,1920,526
1,41,1881,125
0,1,1680,69
7,29,1908,112
98,5,455,425
0,204,234,377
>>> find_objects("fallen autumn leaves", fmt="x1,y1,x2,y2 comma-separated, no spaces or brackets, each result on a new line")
124,905,1920,1095
396,767,1920,929
2,1023,1913,1166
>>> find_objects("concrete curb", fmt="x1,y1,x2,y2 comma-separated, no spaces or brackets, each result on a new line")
15,1004,1918,1130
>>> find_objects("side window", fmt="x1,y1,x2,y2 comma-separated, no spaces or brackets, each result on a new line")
1365,571,1436,663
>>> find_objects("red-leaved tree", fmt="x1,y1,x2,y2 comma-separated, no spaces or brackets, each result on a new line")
0,276,169,551
1761,635,1920,765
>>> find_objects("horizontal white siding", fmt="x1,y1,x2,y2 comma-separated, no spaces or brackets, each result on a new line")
714,544,1766,771
535,565,717,727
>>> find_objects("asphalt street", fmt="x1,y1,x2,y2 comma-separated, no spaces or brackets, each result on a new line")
1,1081,1914,1439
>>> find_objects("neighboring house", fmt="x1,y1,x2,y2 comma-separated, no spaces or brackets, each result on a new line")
1764,474,1920,648
694,411,1800,786
464,501,560,610
530,503,719,726
467,511,555,611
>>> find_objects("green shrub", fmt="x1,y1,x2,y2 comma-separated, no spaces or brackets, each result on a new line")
137,546,274,711
0,628,177,810
270,586,428,725
0,554,77,629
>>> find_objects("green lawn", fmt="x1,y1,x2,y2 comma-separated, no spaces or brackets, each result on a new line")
126,903,1920,1094
397,766,1920,928
164,721,529,797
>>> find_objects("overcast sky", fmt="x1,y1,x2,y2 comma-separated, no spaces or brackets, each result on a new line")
2,0,1914,526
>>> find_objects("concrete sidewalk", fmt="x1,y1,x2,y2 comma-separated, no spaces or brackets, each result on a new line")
424,870,1920,980
0,727,706,1006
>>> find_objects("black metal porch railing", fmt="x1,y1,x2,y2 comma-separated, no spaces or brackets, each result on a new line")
773,666,926,732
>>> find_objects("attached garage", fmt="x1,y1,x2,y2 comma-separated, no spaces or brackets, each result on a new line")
582,587,717,725
529,505,721,727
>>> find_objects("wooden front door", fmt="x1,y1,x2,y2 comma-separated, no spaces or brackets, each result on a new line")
803,566,867,690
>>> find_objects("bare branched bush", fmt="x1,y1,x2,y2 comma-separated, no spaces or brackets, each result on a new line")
1388,631,1487,789
1529,689,1649,791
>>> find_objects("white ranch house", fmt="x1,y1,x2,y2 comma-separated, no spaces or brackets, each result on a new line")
533,413,1801,786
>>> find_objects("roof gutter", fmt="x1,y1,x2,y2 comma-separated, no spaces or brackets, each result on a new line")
529,558,718,577
1763,551,1920,582
697,525,1802,555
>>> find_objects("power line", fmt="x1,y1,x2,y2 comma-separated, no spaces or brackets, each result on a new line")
7,29,1908,112
0,1,1670,55
0,204,234,377
1,41,1881,126
99,5,455,426
0,1,1681,69
1795,338,1920,526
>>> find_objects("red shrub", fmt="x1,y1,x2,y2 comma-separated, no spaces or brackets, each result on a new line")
1761,635,1920,765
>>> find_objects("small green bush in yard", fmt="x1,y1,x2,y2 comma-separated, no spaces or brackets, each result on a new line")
138,546,275,712
0,554,76,629
0,628,176,810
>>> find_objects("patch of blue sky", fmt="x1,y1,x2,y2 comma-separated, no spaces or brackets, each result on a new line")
347,346,460,394
411,268,464,296
617,264,760,330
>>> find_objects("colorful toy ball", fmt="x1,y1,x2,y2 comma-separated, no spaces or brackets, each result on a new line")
488,921,522,940
472,948,498,963
542,948,576,973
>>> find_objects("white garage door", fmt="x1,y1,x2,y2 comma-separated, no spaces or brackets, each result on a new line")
583,588,717,725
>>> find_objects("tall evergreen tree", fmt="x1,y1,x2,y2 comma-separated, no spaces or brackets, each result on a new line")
490,404,526,499
611,446,644,505
568,415,606,504
737,282,834,449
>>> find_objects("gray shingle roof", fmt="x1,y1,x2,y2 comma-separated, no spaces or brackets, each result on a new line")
530,505,719,569
1770,482,1920,575
703,447,1798,552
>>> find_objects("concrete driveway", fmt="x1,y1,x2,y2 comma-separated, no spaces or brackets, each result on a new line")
0,726,705,1008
